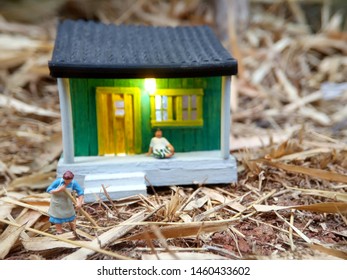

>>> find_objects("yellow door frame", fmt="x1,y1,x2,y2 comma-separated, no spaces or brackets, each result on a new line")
96,87,142,155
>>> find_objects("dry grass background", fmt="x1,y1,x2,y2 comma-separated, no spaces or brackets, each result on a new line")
0,0,347,260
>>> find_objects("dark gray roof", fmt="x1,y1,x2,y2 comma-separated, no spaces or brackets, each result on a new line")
48,20,237,78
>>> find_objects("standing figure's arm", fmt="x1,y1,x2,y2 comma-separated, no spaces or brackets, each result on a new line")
47,179,65,194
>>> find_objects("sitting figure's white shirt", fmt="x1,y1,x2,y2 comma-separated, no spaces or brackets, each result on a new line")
147,129,175,159
150,136,170,151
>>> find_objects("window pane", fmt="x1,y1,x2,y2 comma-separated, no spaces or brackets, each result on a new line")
162,96,168,109
191,110,197,120
150,89,203,127
163,110,168,121
156,110,162,121
191,95,197,108
115,101,124,109
182,95,189,109
115,109,125,116
182,110,188,120
155,95,162,110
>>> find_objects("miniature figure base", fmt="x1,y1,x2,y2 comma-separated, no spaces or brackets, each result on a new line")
56,151,237,202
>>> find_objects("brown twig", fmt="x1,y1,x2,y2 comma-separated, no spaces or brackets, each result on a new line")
64,190,99,228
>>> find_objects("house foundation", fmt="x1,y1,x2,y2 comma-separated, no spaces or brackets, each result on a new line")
57,151,237,202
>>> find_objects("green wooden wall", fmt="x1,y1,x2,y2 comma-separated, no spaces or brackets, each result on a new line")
69,77,222,156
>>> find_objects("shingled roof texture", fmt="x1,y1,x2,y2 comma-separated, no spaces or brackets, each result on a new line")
49,20,237,78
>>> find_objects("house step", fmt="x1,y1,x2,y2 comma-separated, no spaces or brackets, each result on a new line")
83,172,147,202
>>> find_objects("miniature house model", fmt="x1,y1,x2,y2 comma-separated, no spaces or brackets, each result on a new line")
48,20,238,201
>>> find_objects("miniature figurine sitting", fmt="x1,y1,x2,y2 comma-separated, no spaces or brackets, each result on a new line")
147,128,175,159
46,171,84,234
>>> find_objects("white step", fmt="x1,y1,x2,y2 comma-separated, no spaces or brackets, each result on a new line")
83,172,147,202
84,172,146,187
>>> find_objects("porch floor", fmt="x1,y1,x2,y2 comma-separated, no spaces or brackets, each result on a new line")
57,150,237,190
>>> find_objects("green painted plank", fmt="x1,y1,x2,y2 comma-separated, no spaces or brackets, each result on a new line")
168,78,182,89
206,77,221,150
194,127,203,151
141,90,152,153
183,128,192,152
156,78,168,89
70,79,90,156
69,79,79,155
87,79,98,155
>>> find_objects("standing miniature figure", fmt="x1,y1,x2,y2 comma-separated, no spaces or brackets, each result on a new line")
47,171,84,234
147,128,175,159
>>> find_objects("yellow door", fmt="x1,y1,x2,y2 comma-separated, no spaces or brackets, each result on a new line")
96,91,135,156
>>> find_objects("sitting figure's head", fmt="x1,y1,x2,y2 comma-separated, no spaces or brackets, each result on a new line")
155,128,162,138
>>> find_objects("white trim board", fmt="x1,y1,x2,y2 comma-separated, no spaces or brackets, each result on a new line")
57,78,74,164
84,187,147,203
